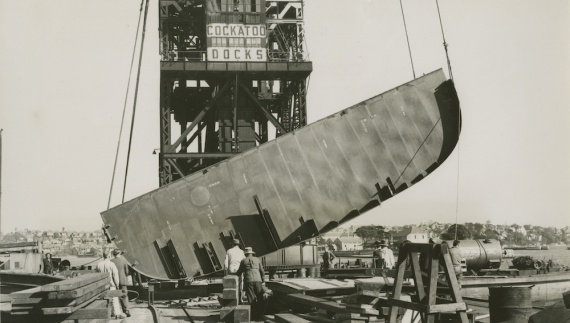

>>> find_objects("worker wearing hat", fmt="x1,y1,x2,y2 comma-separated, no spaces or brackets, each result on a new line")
236,247,265,320
111,249,131,317
449,240,463,289
373,240,395,269
224,239,245,275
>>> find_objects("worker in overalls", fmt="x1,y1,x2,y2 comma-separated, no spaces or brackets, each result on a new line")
449,240,463,289
237,247,266,320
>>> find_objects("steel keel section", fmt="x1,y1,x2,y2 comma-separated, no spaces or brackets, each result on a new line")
101,69,462,279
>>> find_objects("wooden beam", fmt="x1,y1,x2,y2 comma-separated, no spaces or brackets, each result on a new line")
283,293,347,314
388,248,408,322
47,278,109,299
386,299,466,314
40,273,108,292
42,290,106,315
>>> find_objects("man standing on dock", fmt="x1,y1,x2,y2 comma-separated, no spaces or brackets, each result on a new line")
111,249,131,317
41,253,53,275
96,250,124,319
322,245,336,271
449,240,463,289
237,247,265,320
374,240,395,269
224,239,245,275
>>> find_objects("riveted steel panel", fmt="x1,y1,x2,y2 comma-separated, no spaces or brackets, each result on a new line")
101,69,461,279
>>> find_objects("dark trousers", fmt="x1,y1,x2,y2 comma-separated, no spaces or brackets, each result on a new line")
244,282,264,319
118,284,129,313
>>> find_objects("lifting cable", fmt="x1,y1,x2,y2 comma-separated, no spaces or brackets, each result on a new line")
435,0,460,238
122,0,151,204
399,0,416,79
435,0,454,80
107,0,146,209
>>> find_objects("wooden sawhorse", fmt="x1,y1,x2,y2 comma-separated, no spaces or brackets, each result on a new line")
387,242,469,323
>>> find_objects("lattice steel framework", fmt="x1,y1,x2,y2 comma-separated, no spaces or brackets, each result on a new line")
158,0,312,186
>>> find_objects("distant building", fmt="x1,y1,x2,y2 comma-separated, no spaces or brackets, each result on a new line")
333,236,363,251
392,226,429,244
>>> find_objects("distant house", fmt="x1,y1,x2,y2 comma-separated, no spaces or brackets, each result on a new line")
392,226,429,244
325,238,336,250
333,236,363,251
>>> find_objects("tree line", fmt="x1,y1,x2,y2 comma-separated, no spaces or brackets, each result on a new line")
354,222,569,246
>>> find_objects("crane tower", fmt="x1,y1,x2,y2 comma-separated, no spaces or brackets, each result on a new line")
158,0,312,186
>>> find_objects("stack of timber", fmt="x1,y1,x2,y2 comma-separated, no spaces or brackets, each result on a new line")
4,273,117,323
339,291,384,323
264,277,418,323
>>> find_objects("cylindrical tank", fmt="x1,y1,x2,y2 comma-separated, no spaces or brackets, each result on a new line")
444,239,503,271
489,286,533,323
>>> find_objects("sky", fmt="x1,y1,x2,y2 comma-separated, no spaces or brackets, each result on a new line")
0,0,569,232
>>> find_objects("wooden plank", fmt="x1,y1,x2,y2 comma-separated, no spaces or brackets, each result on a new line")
295,313,336,323
387,249,408,323
345,307,379,315
387,298,427,312
40,273,108,292
284,293,347,314
428,303,467,314
42,289,107,315
47,278,110,299
100,289,124,298
2,287,45,302
275,313,312,323
47,283,109,308
342,293,381,305
11,298,44,306
345,303,374,309
336,313,380,319
3,308,109,323
409,251,426,303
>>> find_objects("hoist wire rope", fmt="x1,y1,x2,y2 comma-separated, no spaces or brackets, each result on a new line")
455,137,459,240
107,0,145,210
399,0,416,79
122,0,151,204
435,0,460,238
392,118,440,189
435,0,454,80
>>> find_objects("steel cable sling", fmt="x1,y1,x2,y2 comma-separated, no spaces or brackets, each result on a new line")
107,0,146,209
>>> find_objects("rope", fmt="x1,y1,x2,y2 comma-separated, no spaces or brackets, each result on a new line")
435,0,454,80
107,0,145,209
435,0,461,237
399,0,416,79
452,156,461,241
77,256,103,267
122,0,151,203
393,118,441,187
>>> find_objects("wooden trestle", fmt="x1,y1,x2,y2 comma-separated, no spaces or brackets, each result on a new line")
387,242,469,323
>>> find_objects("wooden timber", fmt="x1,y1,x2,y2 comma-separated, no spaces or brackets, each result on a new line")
283,293,347,314
40,273,108,292
387,242,469,323
5,273,113,322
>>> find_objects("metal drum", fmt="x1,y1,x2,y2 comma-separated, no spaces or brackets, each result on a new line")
445,239,503,270
489,286,533,323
